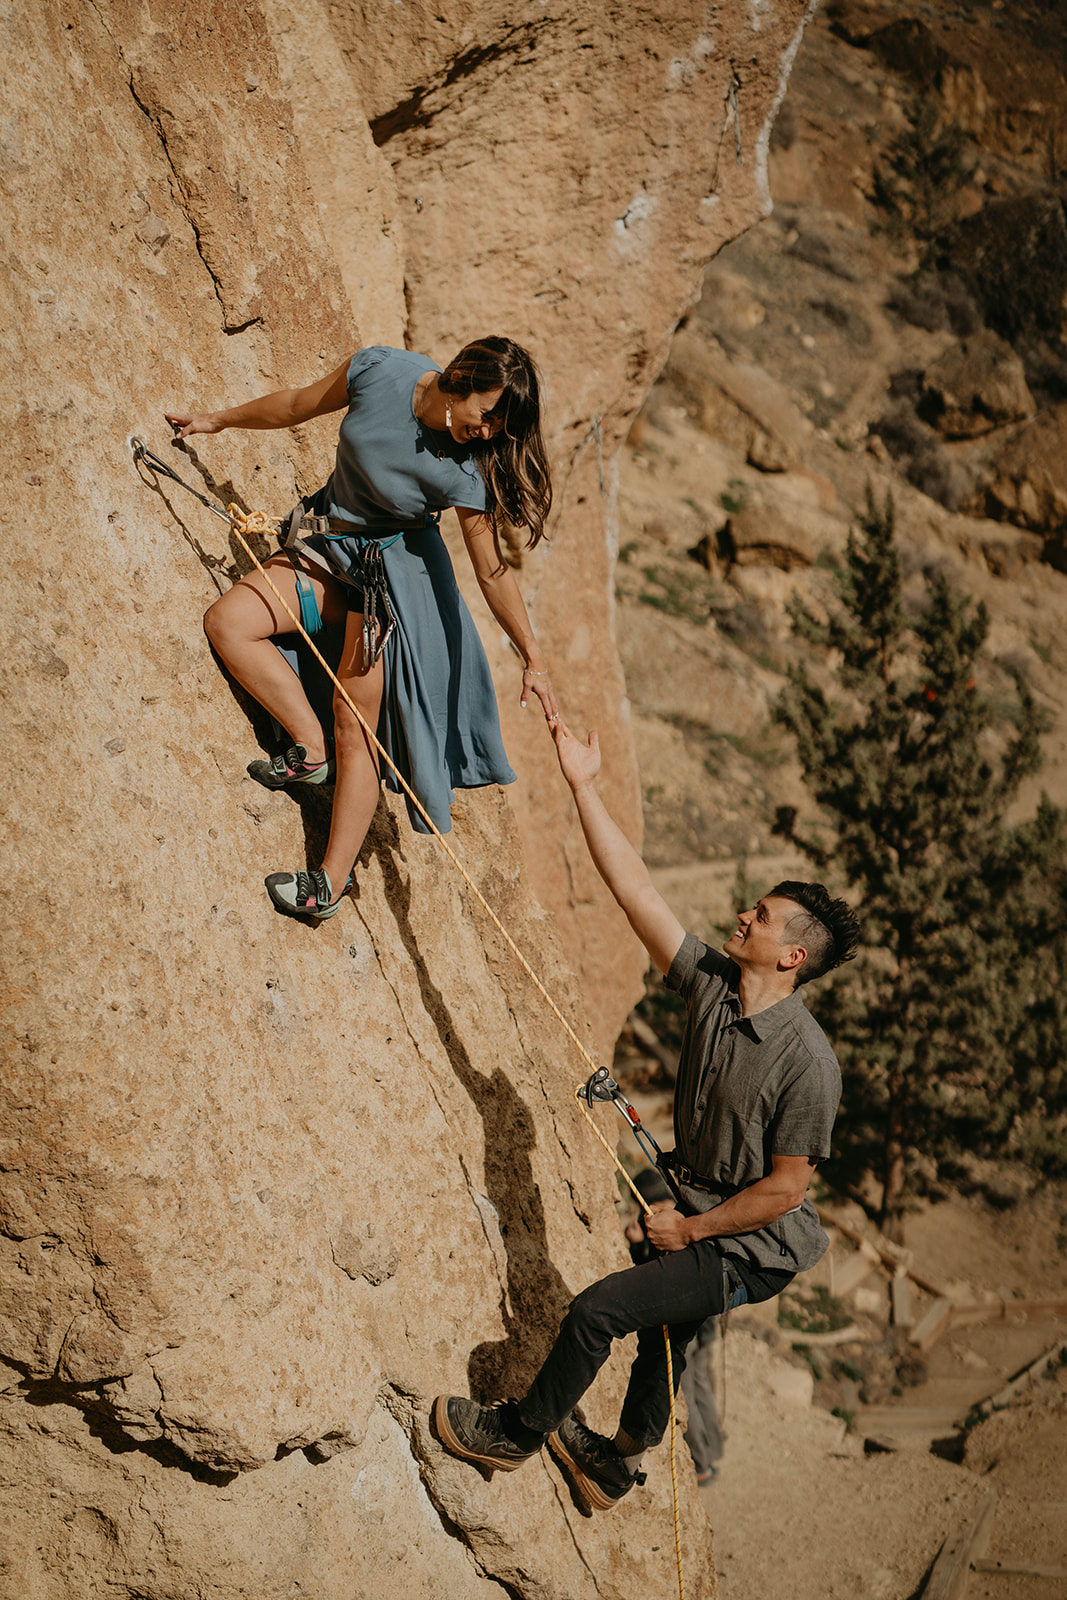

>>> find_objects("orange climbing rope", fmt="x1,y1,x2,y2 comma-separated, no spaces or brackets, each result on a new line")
223,504,688,1600
142,473,687,1598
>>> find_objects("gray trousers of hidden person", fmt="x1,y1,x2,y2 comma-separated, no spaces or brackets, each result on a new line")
680,1327,723,1476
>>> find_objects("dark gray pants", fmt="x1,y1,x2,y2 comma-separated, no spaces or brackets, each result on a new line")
518,1240,791,1450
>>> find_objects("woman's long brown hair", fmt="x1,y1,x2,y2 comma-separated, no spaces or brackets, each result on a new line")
438,337,552,546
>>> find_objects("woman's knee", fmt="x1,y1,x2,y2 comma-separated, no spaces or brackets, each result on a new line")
203,594,228,651
331,690,377,755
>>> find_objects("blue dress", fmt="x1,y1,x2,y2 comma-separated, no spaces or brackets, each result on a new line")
279,347,516,835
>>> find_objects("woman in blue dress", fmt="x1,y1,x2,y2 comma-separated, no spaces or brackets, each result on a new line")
166,338,558,920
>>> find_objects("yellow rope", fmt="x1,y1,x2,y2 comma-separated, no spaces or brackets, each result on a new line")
225,505,685,1600
573,1090,684,1599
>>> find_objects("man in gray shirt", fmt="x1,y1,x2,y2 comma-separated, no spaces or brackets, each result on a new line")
435,720,860,1511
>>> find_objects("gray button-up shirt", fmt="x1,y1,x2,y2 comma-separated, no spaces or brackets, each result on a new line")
666,932,842,1273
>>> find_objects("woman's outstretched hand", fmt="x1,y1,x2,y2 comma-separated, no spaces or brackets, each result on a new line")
520,664,559,725
164,410,223,442
551,717,601,791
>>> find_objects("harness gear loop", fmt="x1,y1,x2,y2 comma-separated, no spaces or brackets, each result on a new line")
135,439,686,1600
281,498,399,666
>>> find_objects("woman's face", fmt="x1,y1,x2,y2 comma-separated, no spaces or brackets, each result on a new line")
449,385,505,444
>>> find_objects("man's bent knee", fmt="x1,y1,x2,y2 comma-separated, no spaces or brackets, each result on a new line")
565,1278,626,1343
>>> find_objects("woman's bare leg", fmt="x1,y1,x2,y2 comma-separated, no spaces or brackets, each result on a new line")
204,556,347,762
319,610,386,892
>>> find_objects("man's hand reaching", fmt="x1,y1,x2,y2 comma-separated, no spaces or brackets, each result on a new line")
551,718,601,791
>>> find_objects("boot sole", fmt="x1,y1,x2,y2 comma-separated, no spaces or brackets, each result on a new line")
432,1395,528,1474
547,1429,626,1511
264,876,347,920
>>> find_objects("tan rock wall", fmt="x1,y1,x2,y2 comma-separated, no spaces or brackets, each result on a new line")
2,1,812,1593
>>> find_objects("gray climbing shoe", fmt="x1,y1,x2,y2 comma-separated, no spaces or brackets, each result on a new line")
548,1415,644,1511
265,868,348,920
248,744,335,790
433,1396,544,1473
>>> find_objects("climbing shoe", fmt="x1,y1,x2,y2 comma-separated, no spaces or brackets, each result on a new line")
248,744,335,790
547,1416,645,1511
265,868,349,920
433,1396,545,1474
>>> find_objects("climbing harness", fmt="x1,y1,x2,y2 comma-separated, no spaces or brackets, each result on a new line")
279,496,399,665
581,1062,738,1418
133,438,687,1600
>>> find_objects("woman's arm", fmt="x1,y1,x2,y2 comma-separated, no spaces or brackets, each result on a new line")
456,507,558,723
165,357,353,440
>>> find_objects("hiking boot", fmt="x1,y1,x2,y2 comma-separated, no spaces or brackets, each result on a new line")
265,868,349,920
248,744,335,790
433,1396,544,1474
547,1416,645,1511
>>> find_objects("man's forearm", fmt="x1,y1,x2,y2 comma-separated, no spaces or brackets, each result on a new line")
570,778,654,911
686,1175,808,1242
554,724,685,973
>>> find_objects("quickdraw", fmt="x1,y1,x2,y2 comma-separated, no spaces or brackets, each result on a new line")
132,439,397,667
578,1065,691,1214
357,536,397,668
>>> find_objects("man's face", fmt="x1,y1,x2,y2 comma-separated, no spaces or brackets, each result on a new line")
722,894,803,974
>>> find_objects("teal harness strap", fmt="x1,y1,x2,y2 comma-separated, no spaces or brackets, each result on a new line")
294,571,324,638
319,528,406,550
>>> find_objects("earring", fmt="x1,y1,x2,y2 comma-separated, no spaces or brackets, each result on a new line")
445,401,453,429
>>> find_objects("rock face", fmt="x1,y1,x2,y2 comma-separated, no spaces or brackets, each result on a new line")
1,1,813,1594
935,197,1067,346
723,506,816,570
918,331,1035,440
831,0,1067,176
975,404,1067,567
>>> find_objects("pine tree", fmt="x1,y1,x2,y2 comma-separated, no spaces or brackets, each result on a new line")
776,490,1067,1235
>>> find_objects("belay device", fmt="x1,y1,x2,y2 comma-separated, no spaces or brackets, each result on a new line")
577,1065,693,1215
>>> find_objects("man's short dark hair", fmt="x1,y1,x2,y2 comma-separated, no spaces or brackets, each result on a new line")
768,881,861,986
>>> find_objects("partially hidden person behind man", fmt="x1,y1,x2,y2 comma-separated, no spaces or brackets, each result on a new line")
166,338,557,921
434,717,860,1513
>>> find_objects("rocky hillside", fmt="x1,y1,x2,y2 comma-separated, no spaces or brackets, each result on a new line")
613,0,1067,943
1,3,817,1597
604,7,1067,1595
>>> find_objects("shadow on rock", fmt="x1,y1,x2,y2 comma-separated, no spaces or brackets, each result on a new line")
378,825,576,1403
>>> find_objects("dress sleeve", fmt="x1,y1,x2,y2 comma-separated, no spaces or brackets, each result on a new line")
450,455,488,513
346,346,389,401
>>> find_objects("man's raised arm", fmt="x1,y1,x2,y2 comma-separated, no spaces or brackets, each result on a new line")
553,720,685,976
